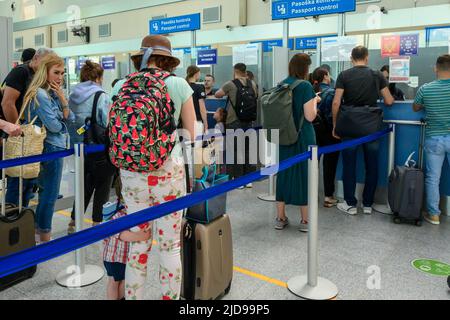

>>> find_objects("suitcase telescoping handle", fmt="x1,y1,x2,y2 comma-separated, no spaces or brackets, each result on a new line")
1,134,24,216
1,134,7,217
418,118,426,170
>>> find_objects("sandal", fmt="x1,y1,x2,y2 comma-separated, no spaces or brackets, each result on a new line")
324,198,338,208
67,220,76,234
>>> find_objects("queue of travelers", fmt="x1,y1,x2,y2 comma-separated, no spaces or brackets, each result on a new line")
1,39,449,300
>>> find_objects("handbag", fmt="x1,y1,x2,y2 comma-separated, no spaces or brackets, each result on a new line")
335,70,383,139
193,140,216,179
186,165,229,224
335,105,383,139
4,105,46,179
84,91,107,145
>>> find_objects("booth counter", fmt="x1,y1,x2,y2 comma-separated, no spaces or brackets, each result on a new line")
337,101,449,213
205,99,450,212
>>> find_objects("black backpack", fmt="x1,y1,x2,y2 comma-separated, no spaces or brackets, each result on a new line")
84,91,107,145
230,79,257,122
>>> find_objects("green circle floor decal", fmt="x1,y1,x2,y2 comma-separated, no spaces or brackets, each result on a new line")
412,259,450,277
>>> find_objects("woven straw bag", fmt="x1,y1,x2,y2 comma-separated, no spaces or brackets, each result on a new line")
4,105,46,179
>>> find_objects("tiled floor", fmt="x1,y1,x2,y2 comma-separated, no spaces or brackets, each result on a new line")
1,174,449,300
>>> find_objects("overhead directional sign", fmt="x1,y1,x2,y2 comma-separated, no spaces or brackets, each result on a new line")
272,0,356,20
197,49,218,65
296,37,319,50
296,35,338,50
176,46,211,55
101,56,116,70
251,39,294,52
150,13,201,35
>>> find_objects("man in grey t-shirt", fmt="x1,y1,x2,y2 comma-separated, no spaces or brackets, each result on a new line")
216,63,258,186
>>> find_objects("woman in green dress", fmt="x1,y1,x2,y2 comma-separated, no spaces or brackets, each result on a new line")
275,53,318,232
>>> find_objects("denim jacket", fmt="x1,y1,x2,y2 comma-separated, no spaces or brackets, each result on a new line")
29,88,75,149
318,83,335,125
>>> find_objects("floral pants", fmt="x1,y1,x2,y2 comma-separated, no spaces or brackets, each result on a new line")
120,158,186,300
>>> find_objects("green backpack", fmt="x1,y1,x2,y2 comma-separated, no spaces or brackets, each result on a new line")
261,80,305,146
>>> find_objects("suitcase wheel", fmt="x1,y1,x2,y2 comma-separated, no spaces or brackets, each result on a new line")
224,281,232,295
415,220,423,227
393,217,402,224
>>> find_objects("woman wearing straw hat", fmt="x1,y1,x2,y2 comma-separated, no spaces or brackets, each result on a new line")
118,35,196,300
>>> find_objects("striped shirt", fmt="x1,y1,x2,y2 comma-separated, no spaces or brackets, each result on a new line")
103,210,130,264
414,79,450,137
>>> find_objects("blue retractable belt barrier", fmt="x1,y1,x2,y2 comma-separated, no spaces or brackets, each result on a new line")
0,127,392,278
318,127,392,156
0,149,75,170
0,151,311,278
0,145,106,170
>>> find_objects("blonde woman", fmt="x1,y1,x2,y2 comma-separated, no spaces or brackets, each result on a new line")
22,54,75,243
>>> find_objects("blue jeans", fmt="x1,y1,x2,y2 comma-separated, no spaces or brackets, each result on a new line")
424,134,450,216
5,177,37,207
35,143,65,233
342,141,380,207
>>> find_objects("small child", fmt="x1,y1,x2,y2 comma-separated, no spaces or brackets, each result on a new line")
103,208,151,300
213,107,227,136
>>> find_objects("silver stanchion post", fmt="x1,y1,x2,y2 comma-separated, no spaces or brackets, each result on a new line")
258,138,277,202
56,143,104,288
258,175,276,202
287,146,338,300
373,123,396,215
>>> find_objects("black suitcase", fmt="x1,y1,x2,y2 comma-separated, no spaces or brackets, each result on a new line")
388,124,426,226
388,164,424,226
181,215,233,300
0,138,37,291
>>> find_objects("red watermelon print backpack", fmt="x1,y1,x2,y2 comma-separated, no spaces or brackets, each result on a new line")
108,68,177,172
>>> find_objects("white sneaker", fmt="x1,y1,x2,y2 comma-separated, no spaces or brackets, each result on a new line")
363,207,373,215
246,183,253,189
238,186,245,190
298,221,309,233
337,202,358,215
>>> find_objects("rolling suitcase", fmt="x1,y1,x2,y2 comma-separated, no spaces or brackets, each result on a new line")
388,124,426,226
0,137,37,291
181,215,233,300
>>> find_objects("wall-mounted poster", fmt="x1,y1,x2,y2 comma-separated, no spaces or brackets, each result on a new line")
400,34,419,56
381,34,419,57
321,36,358,62
381,35,400,57
232,44,259,66
389,57,410,83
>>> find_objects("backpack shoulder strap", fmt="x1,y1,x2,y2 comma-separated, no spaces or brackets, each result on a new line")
91,91,105,125
286,80,306,135
232,79,243,90
289,80,305,91
371,70,381,99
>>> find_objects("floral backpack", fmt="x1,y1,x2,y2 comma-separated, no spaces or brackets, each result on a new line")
108,68,177,173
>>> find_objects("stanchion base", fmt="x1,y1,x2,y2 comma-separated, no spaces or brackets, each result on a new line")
56,265,104,288
288,276,338,300
373,203,393,215
257,194,276,202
